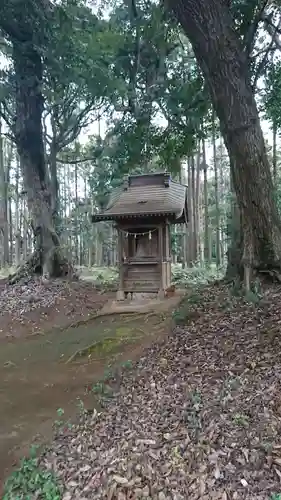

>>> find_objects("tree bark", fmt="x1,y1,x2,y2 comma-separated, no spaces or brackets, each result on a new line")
167,0,281,281
10,40,70,282
212,110,221,269
272,121,277,183
49,141,60,232
202,137,211,265
225,168,243,281
0,119,10,267
191,153,198,262
14,154,21,266
49,109,61,233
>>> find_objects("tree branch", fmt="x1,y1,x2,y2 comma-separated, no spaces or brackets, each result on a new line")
126,0,141,114
56,156,94,164
262,14,281,50
243,0,270,59
252,38,277,89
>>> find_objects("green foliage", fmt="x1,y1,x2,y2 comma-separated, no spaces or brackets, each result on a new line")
172,263,224,287
263,61,281,131
232,412,250,427
3,446,61,500
86,1,211,185
79,265,118,285
121,359,133,369
0,0,123,153
79,263,224,289
244,289,261,305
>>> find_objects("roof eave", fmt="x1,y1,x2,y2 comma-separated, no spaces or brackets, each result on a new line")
91,211,183,223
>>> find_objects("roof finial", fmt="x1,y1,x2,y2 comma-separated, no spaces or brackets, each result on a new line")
164,172,170,187
123,176,129,191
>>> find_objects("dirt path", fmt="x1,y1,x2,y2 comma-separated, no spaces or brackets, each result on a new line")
32,284,281,500
0,297,179,491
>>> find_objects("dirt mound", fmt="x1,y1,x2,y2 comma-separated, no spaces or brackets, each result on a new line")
37,283,281,499
0,277,113,340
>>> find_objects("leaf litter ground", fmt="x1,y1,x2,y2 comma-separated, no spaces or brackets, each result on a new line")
0,276,113,340
37,283,281,500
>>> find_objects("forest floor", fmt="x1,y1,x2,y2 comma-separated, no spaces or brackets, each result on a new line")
0,274,114,340
0,274,179,497
3,276,281,499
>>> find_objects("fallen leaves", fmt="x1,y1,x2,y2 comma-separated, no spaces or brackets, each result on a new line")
0,276,66,316
0,276,111,339
38,282,281,499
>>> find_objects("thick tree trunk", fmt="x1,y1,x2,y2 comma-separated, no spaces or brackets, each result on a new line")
225,168,243,280
10,41,70,282
167,0,281,281
49,109,61,233
49,142,60,233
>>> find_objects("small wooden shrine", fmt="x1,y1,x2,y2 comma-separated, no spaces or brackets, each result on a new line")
91,172,188,299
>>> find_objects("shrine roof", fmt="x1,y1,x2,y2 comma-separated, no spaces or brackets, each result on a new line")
91,172,188,223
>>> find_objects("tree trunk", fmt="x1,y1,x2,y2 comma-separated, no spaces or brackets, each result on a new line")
219,137,227,262
202,137,211,264
7,150,13,265
49,139,60,233
212,110,221,269
167,0,281,282
74,161,79,265
195,147,201,262
191,153,198,262
272,121,277,183
15,154,21,266
0,121,10,267
225,168,243,280
10,41,70,283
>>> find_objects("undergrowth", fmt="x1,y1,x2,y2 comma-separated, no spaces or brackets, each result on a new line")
3,446,61,500
172,263,224,286
79,262,225,288
0,263,225,287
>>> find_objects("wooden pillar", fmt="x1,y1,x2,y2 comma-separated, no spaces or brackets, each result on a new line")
116,228,125,300
166,223,171,288
165,222,170,261
158,224,165,298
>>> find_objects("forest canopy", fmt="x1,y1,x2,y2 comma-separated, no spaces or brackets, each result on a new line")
0,0,280,284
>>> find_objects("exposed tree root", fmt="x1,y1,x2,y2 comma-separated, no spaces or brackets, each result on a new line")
258,268,281,282
8,250,41,284
8,247,77,285
65,336,141,364
53,311,158,337
223,266,281,291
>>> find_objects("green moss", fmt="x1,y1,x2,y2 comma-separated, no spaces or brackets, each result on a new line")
115,326,133,337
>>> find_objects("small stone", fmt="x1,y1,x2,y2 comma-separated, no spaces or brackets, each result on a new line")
163,433,172,441
62,494,72,500
112,475,129,485
136,438,156,446
142,485,150,497
134,488,143,498
241,478,248,487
